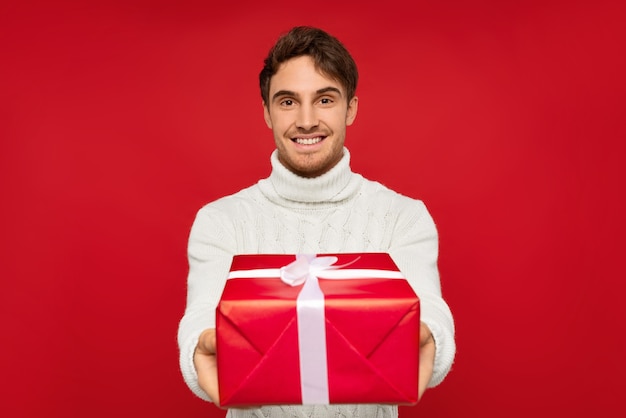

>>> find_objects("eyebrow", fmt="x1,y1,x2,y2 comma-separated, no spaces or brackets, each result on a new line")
271,86,343,102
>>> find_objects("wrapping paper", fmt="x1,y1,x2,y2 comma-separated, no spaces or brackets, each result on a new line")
216,253,420,407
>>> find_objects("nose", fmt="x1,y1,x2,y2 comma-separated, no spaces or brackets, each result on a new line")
295,103,318,130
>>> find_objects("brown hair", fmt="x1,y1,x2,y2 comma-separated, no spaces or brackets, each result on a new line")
259,26,358,105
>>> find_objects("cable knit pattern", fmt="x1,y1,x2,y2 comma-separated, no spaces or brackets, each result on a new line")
178,148,455,417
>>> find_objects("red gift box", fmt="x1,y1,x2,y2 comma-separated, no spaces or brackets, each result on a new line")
216,253,420,407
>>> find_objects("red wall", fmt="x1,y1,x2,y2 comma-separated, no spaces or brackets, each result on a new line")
2,1,624,417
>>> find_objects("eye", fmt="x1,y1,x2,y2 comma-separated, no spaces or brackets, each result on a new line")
320,97,334,105
280,99,294,107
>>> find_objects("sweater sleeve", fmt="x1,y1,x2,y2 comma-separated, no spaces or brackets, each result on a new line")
388,199,456,388
177,204,237,402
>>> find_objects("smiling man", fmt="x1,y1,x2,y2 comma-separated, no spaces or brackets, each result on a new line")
178,26,455,418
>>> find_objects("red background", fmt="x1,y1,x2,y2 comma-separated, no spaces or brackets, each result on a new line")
2,1,624,417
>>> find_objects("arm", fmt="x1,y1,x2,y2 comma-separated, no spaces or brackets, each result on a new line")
177,205,236,402
389,199,456,391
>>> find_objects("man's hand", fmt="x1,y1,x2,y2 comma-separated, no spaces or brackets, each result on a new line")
418,322,435,400
194,328,221,407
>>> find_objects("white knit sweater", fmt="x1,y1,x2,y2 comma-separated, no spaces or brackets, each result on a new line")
178,148,455,417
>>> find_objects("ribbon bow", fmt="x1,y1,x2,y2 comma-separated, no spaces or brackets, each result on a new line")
280,254,342,286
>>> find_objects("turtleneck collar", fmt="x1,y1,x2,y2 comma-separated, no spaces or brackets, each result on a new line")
257,147,363,206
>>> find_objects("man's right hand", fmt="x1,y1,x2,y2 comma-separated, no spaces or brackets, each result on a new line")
194,328,221,406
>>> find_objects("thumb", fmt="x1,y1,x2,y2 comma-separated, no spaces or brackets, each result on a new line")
196,328,217,355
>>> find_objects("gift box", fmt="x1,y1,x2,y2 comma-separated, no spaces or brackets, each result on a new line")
216,253,420,407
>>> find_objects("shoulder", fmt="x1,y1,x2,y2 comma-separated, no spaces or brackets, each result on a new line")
196,184,261,214
359,178,429,213
356,178,437,236
189,184,264,230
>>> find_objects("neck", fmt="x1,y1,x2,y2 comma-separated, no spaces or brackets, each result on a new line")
257,147,363,206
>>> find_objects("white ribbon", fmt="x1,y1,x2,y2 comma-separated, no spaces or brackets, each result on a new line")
227,254,405,405
282,254,331,404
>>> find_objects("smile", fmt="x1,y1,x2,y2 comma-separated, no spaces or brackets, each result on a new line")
293,137,324,145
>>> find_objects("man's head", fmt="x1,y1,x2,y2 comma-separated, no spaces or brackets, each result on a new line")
260,27,359,178
260,26,358,108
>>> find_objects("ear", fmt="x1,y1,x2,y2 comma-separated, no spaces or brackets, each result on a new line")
345,96,359,126
263,102,272,129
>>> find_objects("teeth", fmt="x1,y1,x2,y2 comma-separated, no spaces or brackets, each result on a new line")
294,137,323,145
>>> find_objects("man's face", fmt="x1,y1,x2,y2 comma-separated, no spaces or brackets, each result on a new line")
263,55,358,178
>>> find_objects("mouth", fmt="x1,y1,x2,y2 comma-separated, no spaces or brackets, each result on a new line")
291,136,325,145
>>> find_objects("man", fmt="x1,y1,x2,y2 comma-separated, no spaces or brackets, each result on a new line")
178,26,455,417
